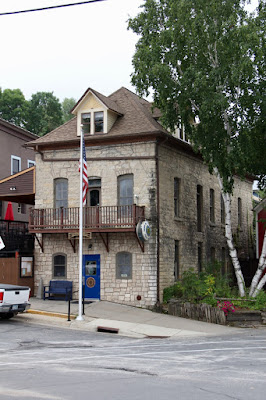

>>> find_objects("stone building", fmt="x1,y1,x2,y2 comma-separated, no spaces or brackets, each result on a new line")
27,87,254,307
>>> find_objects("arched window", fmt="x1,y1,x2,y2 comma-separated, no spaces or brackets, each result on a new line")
197,185,203,232
117,174,133,206
87,177,101,206
238,197,242,227
53,253,67,278
54,178,68,209
116,252,132,279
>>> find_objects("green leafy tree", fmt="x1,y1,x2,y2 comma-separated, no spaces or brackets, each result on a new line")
129,0,266,297
61,97,76,123
26,92,63,136
0,88,28,128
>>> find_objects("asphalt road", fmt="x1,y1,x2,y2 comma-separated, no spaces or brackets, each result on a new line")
0,317,266,400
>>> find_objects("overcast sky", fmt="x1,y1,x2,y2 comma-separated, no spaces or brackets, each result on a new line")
0,0,258,103
0,0,144,101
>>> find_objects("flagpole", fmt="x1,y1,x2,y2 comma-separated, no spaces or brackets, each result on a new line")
76,125,84,321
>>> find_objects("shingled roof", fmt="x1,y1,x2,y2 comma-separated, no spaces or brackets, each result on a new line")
71,87,124,116
27,87,167,147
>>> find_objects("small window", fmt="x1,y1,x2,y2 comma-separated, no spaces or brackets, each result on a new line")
197,185,203,232
18,203,26,214
221,194,225,224
198,243,203,273
238,198,242,227
116,252,132,279
81,113,91,134
174,240,180,280
11,155,21,175
53,254,67,278
54,178,68,209
94,111,104,133
28,160,35,168
88,178,101,188
210,189,215,223
174,178,180,217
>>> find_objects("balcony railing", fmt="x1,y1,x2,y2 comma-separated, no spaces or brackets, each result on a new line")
0,220,34,254
29,205,145,233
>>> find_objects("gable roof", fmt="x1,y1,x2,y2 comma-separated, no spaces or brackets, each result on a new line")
254,197,266,213
71,87,124,116
0,166,35,204
0,117,38,141
26,87,167,148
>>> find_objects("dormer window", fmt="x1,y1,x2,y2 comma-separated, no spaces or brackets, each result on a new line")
81,113,91,134
81,111,104,135
74,88,123,136
94,111,104,132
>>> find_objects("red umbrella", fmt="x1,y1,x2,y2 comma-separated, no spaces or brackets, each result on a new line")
5,202,14,221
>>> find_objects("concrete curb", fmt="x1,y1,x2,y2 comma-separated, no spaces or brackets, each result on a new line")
27,309,76,320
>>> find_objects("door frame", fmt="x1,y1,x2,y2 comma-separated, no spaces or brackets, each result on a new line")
82,254,100,300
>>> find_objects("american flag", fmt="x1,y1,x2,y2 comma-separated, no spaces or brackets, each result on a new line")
79,138,88,206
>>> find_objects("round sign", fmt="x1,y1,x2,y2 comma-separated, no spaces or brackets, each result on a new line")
136,220,151,241
86,277,96,288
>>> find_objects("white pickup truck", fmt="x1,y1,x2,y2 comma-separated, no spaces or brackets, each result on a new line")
0,284,31,319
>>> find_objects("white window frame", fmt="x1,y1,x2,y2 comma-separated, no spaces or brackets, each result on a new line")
18,203,26,214
80,108,107,136
27,160,35,168
53,253,67,278
11,155,21,175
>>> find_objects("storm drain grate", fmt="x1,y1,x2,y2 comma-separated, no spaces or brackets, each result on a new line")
97,326,119,334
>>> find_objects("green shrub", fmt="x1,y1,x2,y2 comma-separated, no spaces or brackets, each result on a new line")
253,290,266,310
163,263,266,310
163,281,183,303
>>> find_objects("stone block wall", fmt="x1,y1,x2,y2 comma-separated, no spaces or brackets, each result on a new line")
33,139,253,306
34,141,158,307
34,232,157,307
158,144,253,298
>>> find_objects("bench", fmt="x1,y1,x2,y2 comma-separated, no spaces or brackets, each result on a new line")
43,280,73,301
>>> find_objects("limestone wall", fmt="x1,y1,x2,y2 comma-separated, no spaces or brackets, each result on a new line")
33,139,253,306
34,141,158,306
158,144,253,297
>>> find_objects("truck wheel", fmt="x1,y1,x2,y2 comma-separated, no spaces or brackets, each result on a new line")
0,313,14,320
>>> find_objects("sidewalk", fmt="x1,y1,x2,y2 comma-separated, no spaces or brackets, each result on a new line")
25,297,240,339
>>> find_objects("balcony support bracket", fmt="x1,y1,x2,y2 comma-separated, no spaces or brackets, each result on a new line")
99,232,109,252
67,235,76,253
34,233,44,252
135,233,145,253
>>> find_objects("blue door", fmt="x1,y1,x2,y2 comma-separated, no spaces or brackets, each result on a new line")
83,255,100,299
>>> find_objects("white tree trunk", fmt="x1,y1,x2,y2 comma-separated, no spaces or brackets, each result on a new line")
215,170,246,297
249,231,266,297
251,271,266,298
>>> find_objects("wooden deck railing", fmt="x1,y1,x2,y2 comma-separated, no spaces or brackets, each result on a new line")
29,205,145,233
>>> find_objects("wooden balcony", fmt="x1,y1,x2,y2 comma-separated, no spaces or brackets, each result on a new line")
29,205,145,234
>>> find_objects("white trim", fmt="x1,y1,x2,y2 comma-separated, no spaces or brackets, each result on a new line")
27,160,35,168
11,155,21,175
72,89,108,114
79,109,106,136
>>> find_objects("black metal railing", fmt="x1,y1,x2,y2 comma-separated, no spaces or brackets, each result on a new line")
0,220,34,253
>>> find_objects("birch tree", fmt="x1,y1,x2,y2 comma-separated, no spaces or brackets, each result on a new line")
129,0,266,297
